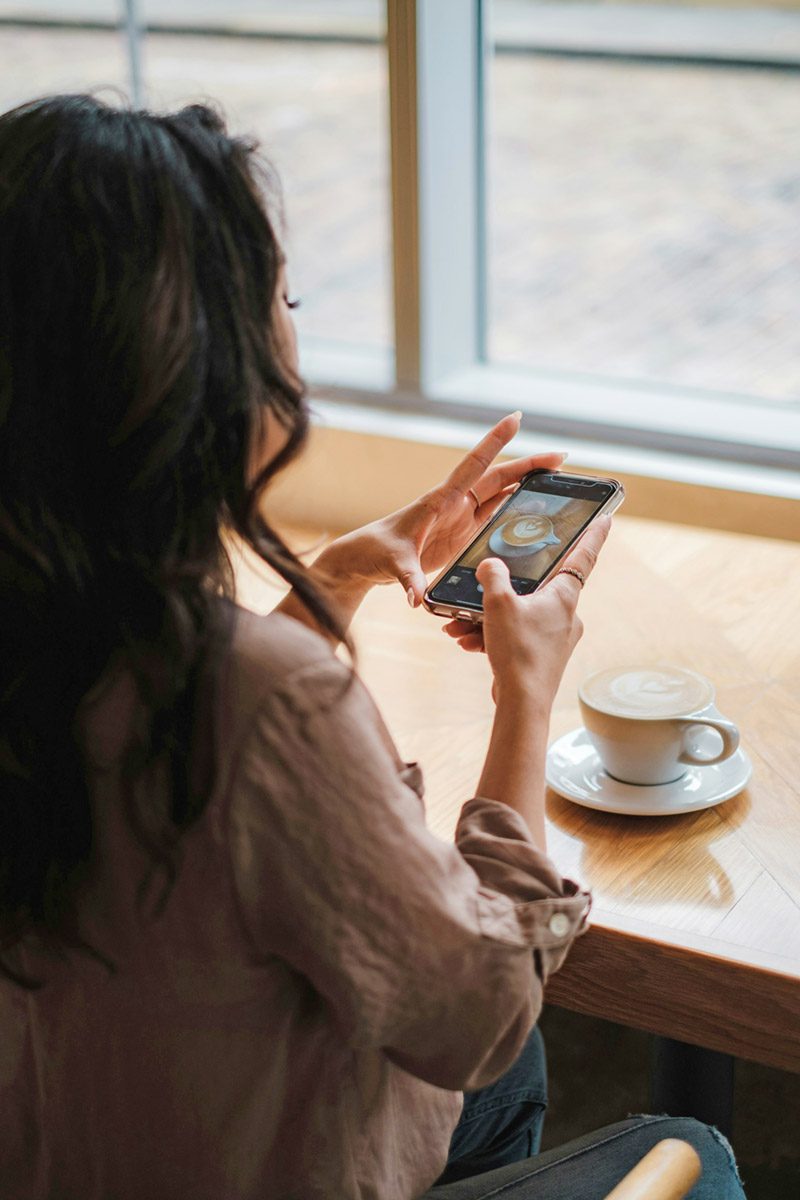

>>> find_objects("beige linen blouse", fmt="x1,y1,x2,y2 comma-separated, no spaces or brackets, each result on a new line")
0,608,590,1200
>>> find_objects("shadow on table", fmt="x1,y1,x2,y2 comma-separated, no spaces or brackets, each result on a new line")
546,787,752,913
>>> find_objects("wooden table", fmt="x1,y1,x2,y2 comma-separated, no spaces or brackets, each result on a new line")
240,514,800,1093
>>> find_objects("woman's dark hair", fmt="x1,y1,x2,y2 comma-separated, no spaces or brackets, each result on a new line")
0,94,346,984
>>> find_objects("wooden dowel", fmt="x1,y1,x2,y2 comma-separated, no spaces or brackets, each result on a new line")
603,1139,702,1200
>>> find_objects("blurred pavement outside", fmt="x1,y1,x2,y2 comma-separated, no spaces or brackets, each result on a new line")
0,5,798,405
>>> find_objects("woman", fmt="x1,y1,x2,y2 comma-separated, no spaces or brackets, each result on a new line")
0,96,744,1200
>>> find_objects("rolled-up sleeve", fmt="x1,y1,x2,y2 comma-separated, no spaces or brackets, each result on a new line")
226,651,590,1092
456,798,591,978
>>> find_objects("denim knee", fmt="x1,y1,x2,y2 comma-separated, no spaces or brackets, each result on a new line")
630,1115,744,1197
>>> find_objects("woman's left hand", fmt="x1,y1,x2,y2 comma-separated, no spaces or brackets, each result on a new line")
317,413,565,607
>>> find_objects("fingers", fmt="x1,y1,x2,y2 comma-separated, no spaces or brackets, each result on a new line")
443,618,478,637
442,619,485,653
473,484,517,525
563,515,610,579
479,451,566,499
547,516,611,601
396,558,428,608
445,412,522,495
475,556,513,604
456,631,485,653
442,411,568,515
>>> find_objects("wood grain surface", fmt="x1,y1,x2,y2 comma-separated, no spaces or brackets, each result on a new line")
237,513,800,1072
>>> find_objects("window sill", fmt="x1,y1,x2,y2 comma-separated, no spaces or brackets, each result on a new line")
269,372,800,542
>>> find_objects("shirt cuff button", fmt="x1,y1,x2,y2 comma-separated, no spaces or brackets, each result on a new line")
548,912,571,938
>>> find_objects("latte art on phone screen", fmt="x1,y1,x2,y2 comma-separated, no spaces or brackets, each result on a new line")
501,515,555,547
581,667,713,719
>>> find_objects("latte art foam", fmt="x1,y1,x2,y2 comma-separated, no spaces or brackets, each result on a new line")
501,515,554,547
581,666,713,719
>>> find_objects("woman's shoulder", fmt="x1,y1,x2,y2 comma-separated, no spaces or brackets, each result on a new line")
219,604,346,724
211,605,364,796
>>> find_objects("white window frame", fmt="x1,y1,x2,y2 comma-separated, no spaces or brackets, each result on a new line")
303,0,800,497
113,0,799,501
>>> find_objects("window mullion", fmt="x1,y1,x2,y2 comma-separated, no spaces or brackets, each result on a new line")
387,0,421,389
389,0,484,394
122,0,145,106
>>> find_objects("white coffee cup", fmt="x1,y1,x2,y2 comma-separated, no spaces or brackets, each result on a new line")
578,665,740,786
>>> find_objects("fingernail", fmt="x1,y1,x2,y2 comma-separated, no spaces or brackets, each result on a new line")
407,586,416,608
512,410,522,422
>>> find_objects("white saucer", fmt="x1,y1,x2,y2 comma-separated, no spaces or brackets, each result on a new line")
546,727,752,816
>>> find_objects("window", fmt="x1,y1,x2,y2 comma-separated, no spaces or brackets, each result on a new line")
383,0,800,469
2,1,798,477
0,2,128,107
0,2,391,353
138,3,390,353
487,1,800,408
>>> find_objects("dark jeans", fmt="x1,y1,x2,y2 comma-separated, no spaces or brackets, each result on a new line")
422,1026,746,1200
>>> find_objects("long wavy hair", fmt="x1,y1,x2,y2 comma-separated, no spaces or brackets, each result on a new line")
0,94,347,985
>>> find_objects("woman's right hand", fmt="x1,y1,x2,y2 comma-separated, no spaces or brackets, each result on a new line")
443,517,611,708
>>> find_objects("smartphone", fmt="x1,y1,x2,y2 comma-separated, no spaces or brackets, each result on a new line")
424,470,624,622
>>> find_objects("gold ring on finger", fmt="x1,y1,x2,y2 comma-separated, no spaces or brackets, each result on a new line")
468,487,481,512
556,567,585,587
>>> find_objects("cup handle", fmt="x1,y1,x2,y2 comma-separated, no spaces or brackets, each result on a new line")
677,716,740,767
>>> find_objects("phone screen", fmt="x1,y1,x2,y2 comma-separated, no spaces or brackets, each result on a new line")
428,473,615,610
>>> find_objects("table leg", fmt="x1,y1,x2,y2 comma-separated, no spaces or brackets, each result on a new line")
651,1037,734,1138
